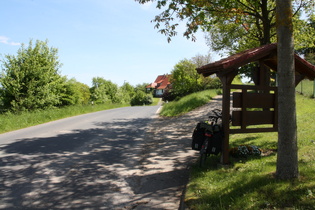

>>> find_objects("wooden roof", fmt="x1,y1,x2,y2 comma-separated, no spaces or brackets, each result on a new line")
197,43,315,80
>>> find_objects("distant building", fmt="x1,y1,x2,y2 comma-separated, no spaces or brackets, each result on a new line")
146,74,171,97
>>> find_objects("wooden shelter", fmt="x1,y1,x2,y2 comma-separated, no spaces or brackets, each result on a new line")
197,43,315,164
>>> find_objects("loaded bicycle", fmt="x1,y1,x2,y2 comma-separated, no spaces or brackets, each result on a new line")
191,109,224,167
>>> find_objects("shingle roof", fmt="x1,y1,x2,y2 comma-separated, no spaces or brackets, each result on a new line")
147,74,170,89
197,43,315,80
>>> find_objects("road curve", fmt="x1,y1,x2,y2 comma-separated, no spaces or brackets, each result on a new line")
0,105,160,209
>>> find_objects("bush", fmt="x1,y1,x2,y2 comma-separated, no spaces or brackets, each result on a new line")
162,89,177,102
130,91,153,106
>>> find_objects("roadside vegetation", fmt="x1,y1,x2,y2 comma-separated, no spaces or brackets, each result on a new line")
0,103,129,134
0,40,154,115
0,97,161,134
184,93,315,209
160,76,242,117
159,89,218,117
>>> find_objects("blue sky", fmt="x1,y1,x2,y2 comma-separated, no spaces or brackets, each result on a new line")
1,0,219,87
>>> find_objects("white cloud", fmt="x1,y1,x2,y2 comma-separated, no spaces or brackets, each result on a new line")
0,36,21,46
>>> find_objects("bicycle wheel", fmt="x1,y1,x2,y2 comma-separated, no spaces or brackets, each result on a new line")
199,140,208,167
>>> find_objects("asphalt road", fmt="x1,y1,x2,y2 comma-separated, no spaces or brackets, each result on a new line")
0,105,162,209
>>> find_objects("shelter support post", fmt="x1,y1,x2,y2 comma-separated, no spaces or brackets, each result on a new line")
218,70,237,164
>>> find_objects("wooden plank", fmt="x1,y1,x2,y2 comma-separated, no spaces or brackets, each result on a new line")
230,127,278,134
230,84,277,91
233,92,275,108
232,111,275,126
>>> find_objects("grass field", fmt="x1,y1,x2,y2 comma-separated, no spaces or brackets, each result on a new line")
185,93,315,209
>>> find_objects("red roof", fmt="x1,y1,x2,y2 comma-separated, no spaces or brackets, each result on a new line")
147,74,170,89
197,43,315,80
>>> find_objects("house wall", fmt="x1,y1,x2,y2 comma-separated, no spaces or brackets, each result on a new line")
155,89,164,96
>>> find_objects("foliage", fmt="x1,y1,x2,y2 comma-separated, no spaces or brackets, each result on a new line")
0,40,64,112
165,58,222,101
90,77,119,104
160,89,217,117
135,82,150,93
297,14,315,63
121,81,136,99
60,78,91,106
170,59,201,97
190,53,212,68
130,90,153,106
135,0,315,51
185,94,315,209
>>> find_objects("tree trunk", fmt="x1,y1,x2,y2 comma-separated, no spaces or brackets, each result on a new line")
275,0,299,179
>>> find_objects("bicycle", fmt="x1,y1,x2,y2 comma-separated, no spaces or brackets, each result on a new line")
198,109,224,167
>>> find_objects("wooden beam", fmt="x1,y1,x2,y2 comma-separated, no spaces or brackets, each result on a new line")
218,70,237,165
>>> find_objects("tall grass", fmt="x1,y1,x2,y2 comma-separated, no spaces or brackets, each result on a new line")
159,89,218,117
185,93,315,209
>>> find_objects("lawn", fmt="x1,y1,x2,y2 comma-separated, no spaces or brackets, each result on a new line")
185,93,315,209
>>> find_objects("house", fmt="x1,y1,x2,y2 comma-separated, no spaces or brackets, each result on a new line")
146,74,171,97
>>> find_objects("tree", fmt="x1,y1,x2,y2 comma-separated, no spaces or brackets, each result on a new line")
90,77,119,104
60,78,91,106
0,40,64,112
130,90,153,106
170,59,201,97
297,14,315,64
190,53,212,68
136,0,314,52
276,0,299,179
119,82,136,104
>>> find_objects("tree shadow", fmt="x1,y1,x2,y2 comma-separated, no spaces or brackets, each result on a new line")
0,114,197,209
0,117,155,209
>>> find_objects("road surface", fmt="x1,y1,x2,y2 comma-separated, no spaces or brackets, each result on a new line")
0,105,162,209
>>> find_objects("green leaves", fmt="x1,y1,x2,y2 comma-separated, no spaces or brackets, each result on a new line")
135,0,315,54
0,40,64,112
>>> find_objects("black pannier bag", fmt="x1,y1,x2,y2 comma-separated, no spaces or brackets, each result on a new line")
191,122,207,150
207,129,223,155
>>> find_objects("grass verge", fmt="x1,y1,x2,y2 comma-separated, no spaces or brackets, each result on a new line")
185,94,315,209
159,89,218,117
0,103,129,134
0,95,160,134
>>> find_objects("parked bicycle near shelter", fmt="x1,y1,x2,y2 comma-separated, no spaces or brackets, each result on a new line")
191,109,224,167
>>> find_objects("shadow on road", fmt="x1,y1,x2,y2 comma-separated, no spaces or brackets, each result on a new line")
0,109,200,209
0,117,158,209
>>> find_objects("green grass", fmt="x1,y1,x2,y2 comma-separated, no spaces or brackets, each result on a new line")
152,97,161,105
296,79,315,98
159,89,218,117
0,103,129,134
185,94,315,209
